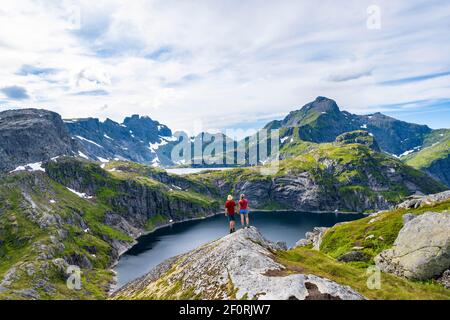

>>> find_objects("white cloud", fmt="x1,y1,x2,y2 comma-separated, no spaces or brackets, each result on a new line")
0,0,449,132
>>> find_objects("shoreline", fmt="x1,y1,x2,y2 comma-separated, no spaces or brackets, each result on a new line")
107,208,368,294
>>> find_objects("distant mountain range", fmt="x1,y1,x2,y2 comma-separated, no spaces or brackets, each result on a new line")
0,96,449,186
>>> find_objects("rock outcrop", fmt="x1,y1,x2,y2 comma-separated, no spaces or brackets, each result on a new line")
375,212,450,280
112,227,364,300
0,109,77,172
294,227,328,250
396,190,450,209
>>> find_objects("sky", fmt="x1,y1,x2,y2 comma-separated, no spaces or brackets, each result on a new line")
0,0,449,134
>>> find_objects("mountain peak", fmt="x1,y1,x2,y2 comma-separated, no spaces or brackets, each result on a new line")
306,96,340,113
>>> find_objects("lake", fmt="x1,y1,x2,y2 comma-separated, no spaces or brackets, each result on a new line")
113,210,366,289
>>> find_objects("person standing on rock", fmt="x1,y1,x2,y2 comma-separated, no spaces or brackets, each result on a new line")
239,194,250,229
225,195,237,233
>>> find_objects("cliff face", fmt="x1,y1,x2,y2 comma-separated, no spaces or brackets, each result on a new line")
112,227,365,300
0,109,77,172
44,158,220,234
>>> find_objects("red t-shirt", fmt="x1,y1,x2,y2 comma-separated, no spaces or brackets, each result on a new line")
239,199,248,209
225,200,236,215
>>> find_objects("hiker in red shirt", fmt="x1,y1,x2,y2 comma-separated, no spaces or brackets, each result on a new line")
225,195,237,233
238,194,250,229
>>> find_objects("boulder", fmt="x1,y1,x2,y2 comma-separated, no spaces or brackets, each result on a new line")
375,212,450,280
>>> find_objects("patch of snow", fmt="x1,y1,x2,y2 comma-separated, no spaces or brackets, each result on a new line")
368,133,374,137
321,112,327,114
63,119,79,123
149,139,168,153
100,163,106,169
439,133,444,137
78,151,89,159
120,123,126,127
163,135,178,142
103,134,113,140
360,124,367,129
281,136,290,143
151,156,161,167
49,199,56,204
171,184,182,190
67,187,93,199
389,168,396,173
75,136,103,148
11,162,45,173
398,146,421,158
97,156,109,163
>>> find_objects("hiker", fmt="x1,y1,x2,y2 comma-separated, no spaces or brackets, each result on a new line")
239,194,250,228
224,195,237,233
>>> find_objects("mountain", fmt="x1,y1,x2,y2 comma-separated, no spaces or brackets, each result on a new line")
402,129,450,187
64,115,178,167
272,96,432,156
0,157,219,299
0,109,78,172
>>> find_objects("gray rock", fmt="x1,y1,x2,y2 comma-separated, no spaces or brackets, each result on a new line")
375,212,450,280
437,269,450,289
402,213,416,224
397,190,450,210
294,227,328,250
337,251,370,263
113,227,364,300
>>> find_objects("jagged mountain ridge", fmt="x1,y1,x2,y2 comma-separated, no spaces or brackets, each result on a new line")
64,115,177,167
271,96,433,156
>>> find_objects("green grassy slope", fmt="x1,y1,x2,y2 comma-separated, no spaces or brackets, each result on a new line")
403,129,450,168
0,158,221,299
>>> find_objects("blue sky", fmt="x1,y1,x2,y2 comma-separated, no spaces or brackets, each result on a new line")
0,0,449,133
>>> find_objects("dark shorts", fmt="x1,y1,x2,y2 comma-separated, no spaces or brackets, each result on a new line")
240,209,248,214
228,214,236,221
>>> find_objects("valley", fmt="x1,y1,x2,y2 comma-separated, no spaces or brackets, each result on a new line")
0,96,449,300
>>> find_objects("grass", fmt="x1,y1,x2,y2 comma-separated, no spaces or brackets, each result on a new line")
276,247,450,300
404,132,450,169
320,199,450,260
